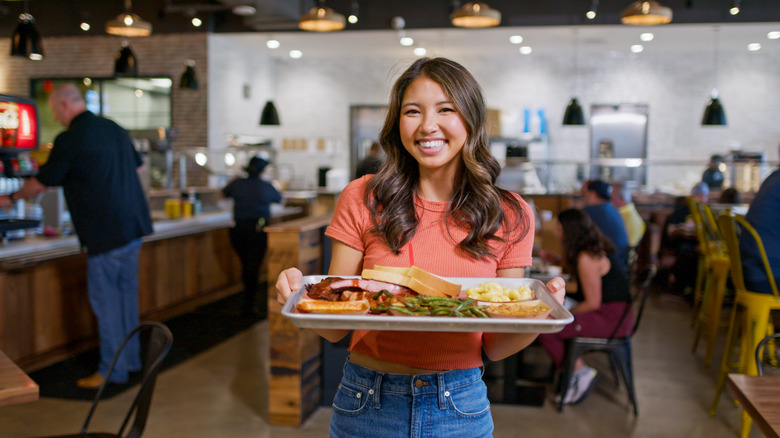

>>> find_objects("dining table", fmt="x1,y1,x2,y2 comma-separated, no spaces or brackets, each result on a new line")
0,349,39,407
727,373,780,438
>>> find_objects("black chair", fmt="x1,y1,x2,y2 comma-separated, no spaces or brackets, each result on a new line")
755,333,780,376
557,264,657,414
40,322,173,438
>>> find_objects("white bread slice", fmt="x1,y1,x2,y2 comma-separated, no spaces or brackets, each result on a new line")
364,266,461,298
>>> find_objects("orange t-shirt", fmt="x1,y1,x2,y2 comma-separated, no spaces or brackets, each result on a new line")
325,176,535,370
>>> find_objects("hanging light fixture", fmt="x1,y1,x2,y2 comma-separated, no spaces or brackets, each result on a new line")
298,1,345,32
451,2,501,28
10,0,44,61
702,27,727,126
106,0,152,37
259,101,280,126
179,59,199,90
114,42,138,77
563,29,585,126
621,1,673,25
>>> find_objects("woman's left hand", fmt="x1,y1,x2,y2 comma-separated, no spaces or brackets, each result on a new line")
546,277,566,305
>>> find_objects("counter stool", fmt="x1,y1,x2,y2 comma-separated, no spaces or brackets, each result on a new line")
708,214,780,438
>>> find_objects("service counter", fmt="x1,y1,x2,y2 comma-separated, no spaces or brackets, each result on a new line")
0,206,303,372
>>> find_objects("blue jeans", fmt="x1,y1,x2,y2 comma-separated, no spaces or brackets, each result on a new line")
330,360,493,438
87,238,143,383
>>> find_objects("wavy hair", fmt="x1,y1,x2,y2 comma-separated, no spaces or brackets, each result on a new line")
557,208,616,270
364,57,529,259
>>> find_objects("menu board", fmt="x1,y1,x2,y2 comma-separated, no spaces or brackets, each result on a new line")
0,95,39,150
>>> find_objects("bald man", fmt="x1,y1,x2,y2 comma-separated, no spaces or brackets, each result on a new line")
0,84,153,389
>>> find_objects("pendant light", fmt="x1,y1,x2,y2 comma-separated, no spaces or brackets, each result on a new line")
259,101,280,126
563,29,585,125
451,2,501,28
114,42,138,77
179,59,199,90
298,1,345,32
106,0,152,37
621,1,673,25
702,27,727,126
10,0,44,60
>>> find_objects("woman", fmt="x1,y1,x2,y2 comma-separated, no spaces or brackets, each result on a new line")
222,156,282,317
276,57,565,437
538,208,631,405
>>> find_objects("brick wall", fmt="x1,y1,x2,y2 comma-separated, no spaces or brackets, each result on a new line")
0,33,209,186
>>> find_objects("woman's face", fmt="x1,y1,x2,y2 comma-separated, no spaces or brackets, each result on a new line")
399,76,467,176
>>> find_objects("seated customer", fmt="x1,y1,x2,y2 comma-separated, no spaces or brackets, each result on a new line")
582,179,630,269
740,167,780,294
611,181,646,248
538,209,631,405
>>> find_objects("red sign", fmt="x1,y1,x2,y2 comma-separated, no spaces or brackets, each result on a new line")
0,100,38,149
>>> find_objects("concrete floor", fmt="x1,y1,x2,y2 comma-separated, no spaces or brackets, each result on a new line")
0,292,771,438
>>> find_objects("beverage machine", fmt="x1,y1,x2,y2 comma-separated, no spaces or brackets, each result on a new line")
0,93,42,240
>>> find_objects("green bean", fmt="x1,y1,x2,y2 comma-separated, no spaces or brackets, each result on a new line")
389,306,414,315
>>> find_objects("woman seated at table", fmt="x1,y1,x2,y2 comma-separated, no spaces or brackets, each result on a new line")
538,208,632,405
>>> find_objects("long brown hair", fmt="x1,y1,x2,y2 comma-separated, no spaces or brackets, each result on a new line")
557,208,615,270
364,57,529,259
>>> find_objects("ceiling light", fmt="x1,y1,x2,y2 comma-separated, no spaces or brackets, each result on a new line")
259,101,280,126
179,59,198,90
630,44,644,53
400,37,414,46
11,10,44,60
191,17,202,27
640,32,654,41
519,46,532,55
563,29,584,126
232,5,256,16
299,2,346,32
509,35,523,44
114,42,138,77
621,1,672,25
348,0,359,24
80,22,91,32
586,0,599,19
702,27,726,126
106,0,152,37
289,50,303,59
413,47,427,56
768,31,780,40
451,2,501,28
730,0,740,15
266,39,280,49
747,43,761,51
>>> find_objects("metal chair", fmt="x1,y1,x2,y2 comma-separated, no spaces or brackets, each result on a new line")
755,332,780,377
39,322,173,438
557,264,657,414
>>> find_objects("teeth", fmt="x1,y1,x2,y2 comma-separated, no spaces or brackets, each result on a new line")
419,140,445,148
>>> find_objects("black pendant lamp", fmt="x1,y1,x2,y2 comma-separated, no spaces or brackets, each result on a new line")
259,101,280,126
10,10,44,60
179,60,199,90
114,42,138,77
702,26,727,126
563,98,585,125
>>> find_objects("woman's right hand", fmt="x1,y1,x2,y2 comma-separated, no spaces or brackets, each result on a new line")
276,267,303,306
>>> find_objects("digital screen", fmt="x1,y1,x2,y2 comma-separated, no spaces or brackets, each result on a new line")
0,95,39,150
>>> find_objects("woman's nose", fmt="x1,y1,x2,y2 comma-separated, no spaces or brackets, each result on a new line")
420,113,438,133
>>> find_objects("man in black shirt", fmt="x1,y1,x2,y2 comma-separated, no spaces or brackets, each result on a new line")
0,84,153,389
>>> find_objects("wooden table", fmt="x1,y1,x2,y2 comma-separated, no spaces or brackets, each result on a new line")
0,349,38,407
727,373,780,438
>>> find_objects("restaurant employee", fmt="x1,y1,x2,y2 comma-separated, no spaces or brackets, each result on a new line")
0,83,153,389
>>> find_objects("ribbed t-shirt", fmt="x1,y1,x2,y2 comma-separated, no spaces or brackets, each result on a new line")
325,176,534,370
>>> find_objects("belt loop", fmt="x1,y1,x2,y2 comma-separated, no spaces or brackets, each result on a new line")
437,372,447,409
372,371,383,409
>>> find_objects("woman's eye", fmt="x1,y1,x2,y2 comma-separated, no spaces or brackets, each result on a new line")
440,107,455,113
403,109,420,115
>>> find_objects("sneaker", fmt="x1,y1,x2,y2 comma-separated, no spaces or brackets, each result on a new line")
556,366,599,405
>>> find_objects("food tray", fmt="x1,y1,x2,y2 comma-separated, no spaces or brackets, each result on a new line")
281,276,573,334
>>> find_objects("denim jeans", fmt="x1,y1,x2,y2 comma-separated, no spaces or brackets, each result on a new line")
87,238,143,383
330,360,493,438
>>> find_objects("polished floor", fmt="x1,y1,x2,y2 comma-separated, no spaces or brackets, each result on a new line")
0,291,773,438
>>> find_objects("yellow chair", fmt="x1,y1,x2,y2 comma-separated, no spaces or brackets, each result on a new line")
709,213,780,438
690,201,732,367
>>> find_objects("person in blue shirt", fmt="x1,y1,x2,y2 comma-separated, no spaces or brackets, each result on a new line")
581,179,630,270
222,156,282,317
740,168,780,294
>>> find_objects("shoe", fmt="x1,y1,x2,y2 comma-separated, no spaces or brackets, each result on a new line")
556,366,599,405
76,373,105,389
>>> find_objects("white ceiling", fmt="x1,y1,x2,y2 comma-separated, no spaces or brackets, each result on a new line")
234,22,780,60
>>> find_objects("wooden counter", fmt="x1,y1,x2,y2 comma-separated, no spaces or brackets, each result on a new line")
0,349,38,407
265,214,332,428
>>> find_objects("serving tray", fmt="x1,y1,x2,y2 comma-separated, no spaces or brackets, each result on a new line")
281,276,573,333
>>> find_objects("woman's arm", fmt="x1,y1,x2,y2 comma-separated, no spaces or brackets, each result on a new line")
569,252,607,315
482,269,567,361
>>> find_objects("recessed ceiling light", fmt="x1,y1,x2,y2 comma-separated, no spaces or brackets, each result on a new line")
400,36,414,46
509,35,523,44
586,10,596,20
631,44,644,53
232,5,257,16
519,46,532,55
640,32,654,41
266,39,280,49
80,22,90,31
729,6,740,15
191,17,202,27
768,31,780,40
413,47,427,56
747,43,761,51
289,50,303,59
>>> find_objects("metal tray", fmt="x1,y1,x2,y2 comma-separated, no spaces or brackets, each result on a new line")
281,276,574,333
